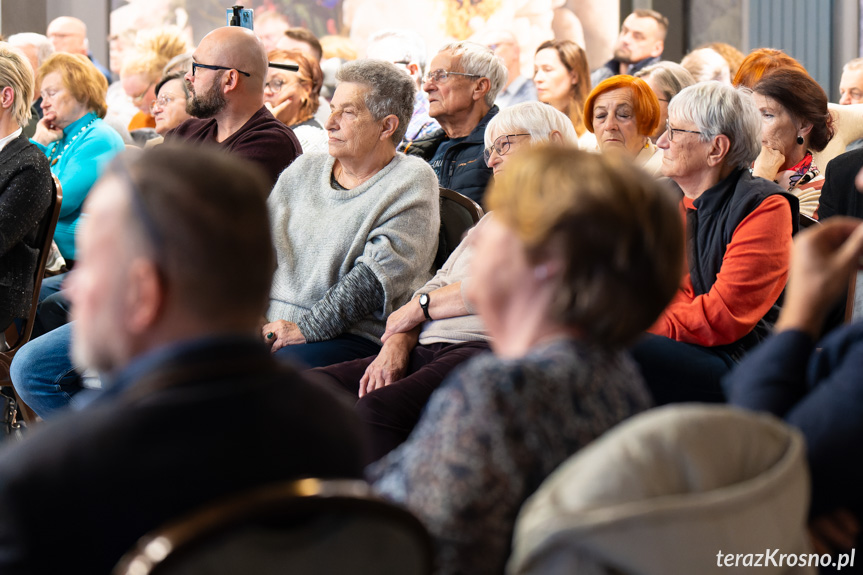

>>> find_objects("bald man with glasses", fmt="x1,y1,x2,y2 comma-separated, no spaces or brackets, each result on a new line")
166,26,300,186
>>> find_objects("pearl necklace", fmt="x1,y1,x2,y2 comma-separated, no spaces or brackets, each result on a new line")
48,116,97,167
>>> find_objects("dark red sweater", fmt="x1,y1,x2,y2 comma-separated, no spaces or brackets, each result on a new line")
166,106,301,187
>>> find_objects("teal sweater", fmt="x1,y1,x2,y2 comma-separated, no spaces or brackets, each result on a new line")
32,112,125,261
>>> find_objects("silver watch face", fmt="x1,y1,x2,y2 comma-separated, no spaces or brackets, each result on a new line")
420,294,429,307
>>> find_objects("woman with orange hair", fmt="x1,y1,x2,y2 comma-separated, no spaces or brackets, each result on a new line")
533,40,594,149
584,75,663,176
732,48,807,89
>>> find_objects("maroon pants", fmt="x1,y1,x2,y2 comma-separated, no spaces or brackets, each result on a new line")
311,340,491,463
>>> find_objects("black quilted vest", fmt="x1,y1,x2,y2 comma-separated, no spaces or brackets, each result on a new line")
686,168,799,358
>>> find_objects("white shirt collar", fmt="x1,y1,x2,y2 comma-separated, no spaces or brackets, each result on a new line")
0,127,23,153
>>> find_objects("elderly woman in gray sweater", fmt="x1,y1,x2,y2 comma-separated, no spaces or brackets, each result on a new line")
263,59,440,369
312,102,579,462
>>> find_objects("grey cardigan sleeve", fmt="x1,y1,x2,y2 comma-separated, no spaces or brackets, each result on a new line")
296,263,385,343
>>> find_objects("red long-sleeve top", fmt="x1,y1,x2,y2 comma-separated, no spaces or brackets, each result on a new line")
649,195,793,347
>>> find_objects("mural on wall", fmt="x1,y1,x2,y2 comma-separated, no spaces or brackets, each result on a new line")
109,0,617,76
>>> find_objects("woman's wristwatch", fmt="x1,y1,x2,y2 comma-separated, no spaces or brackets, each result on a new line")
419,293,432,321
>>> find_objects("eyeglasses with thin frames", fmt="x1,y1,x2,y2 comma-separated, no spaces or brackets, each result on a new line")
423,69,481,84
191,62,251,78
149,94,178,113
665,119,703,142
483,133,530,165
264,77,288,92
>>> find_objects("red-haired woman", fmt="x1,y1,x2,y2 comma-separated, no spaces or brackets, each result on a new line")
583,75,663,176
732,48,807,89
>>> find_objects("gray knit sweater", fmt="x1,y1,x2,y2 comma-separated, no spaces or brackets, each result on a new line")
416,212,490,345
267,152,440,344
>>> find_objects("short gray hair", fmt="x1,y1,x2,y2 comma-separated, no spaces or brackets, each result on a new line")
669,82,760,169
367,29,428,75
636,60,695,101
7,33,54,68
438,41,507,107
485,101,578,147
336,59,416,145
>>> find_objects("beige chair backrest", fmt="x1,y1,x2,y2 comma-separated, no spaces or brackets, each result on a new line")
508,405,814,575
812,103,863,171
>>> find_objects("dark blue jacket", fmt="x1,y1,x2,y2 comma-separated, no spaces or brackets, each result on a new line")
405,106,498,205
590,55,662,87
728,323,863,522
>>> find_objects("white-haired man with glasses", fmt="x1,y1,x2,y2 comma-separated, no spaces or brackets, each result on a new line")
166,26,300,186
405,41,507,204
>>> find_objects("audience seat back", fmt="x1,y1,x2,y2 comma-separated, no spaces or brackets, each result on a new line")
813,103,863,172
508,405,814,575
435,187,483,271
113,478,434,575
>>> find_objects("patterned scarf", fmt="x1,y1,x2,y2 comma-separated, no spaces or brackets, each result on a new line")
777,151,819,192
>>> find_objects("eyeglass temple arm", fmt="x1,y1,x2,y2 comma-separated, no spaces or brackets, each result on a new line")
268,63,300,72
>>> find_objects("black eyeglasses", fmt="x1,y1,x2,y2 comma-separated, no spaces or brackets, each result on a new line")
423,69,481,84
484,133,530,165
191,62,251,78
666,119,702,142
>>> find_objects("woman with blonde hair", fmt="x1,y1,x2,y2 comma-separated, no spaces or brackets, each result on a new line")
265,48,327,153
120,27,190,131
533,39,593,149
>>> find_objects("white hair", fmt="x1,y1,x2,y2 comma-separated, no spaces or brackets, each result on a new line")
7,33,54,68
485,101,579,147
669,82,761,169
438,41,507,107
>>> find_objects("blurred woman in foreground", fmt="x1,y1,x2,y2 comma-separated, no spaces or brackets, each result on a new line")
370,145,683,575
